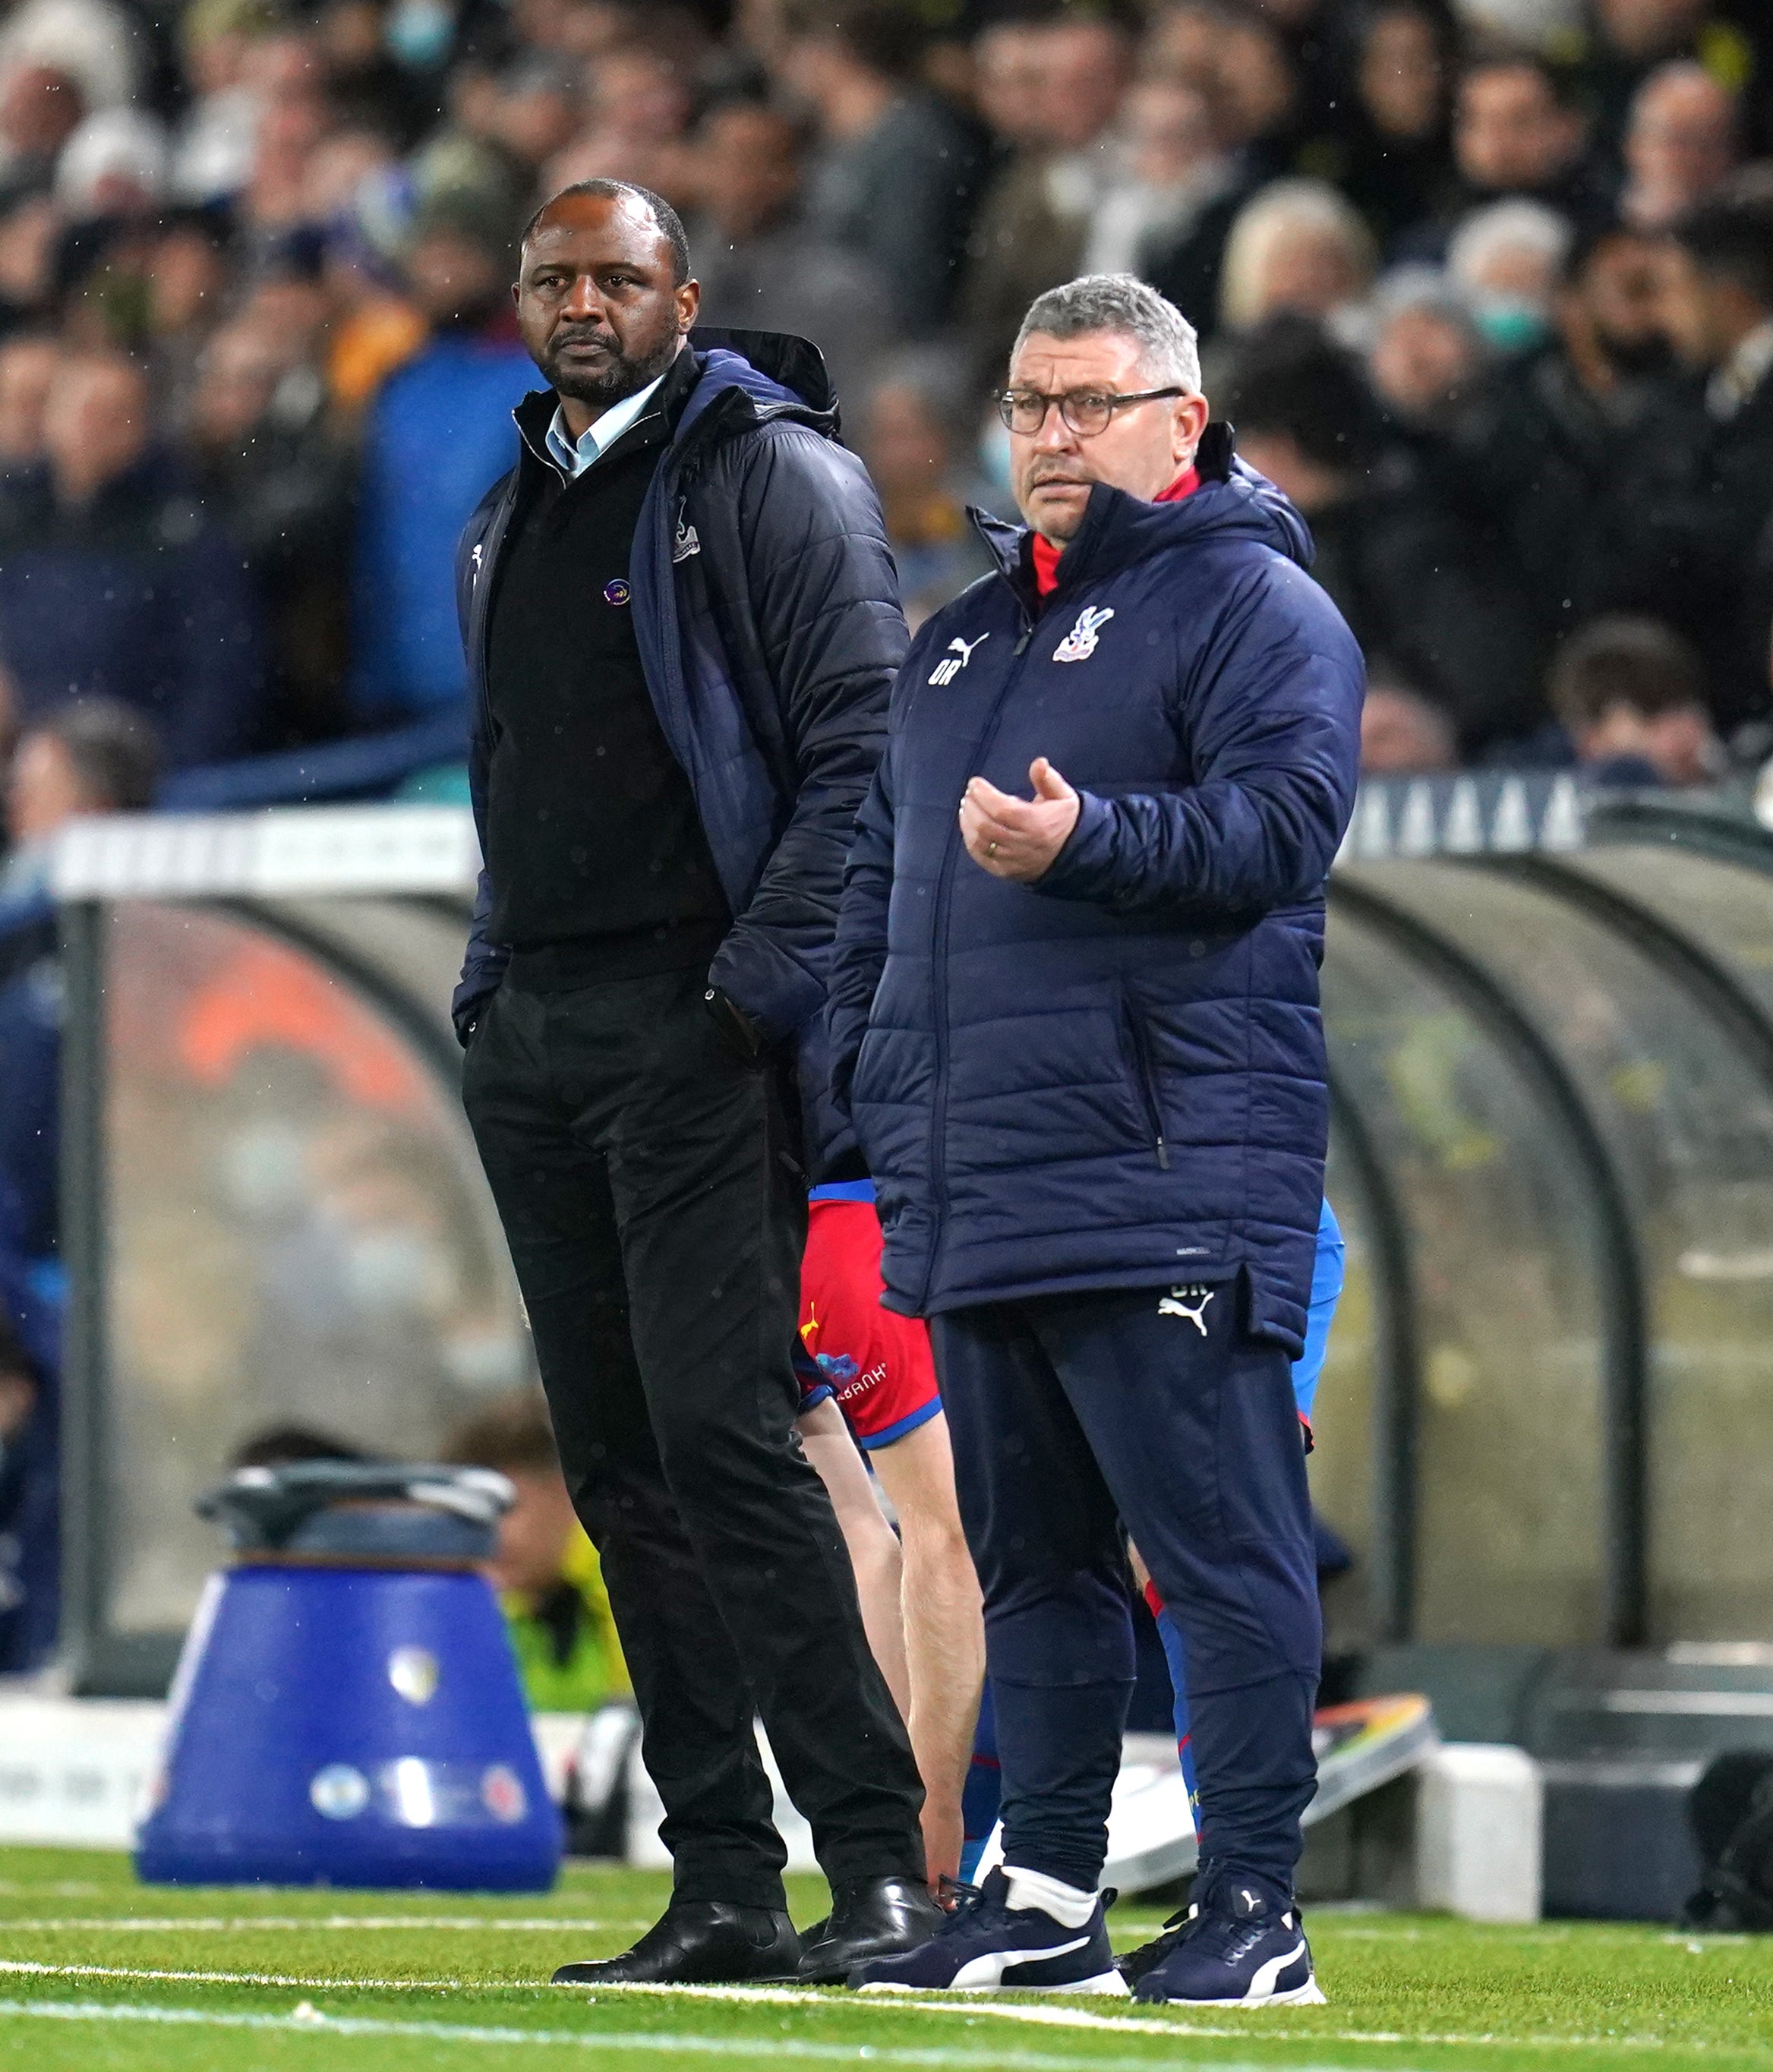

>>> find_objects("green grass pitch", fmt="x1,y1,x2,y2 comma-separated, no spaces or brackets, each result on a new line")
1,1847,1771,2071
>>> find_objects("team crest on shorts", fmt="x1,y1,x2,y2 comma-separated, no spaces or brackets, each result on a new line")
1053,605,1114,662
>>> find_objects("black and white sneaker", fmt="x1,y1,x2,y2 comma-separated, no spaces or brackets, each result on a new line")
847,1869,1128,1995
1131,1875,1324,2007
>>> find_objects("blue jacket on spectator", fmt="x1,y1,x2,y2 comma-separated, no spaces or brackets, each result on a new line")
452,331,907,1170
352,331,538,720
828,457,1364,1354
0,456,265,768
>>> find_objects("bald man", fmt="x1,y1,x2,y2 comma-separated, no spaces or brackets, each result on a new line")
455,178,934,1986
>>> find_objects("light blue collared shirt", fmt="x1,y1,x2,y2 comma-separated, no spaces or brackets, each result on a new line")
544,372,667,478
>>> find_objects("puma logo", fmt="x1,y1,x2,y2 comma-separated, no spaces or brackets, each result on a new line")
929,632,989,685
1158,1285,1214,1334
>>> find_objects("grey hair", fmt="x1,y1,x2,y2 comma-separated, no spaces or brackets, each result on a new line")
1011,273,1201,393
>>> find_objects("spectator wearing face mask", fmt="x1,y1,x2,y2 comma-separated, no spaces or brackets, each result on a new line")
1454,222,1681,646
1549,614,1722,787
1226,314,1542,755
1446,197,1573,355
1620,60,1742,230
0,352,266,765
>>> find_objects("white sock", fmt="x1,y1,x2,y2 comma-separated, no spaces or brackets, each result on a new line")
1002,1864,1098,1929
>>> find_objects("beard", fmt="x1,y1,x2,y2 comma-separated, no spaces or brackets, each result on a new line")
1601,331,1677,380
542,321,680,406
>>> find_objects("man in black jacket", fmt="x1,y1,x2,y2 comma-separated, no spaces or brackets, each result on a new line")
455,179,934,1987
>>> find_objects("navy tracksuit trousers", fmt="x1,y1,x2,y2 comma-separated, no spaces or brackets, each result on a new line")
931,1279,1320,1897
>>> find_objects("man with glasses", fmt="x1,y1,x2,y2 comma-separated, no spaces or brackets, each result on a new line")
829,275,1362,2005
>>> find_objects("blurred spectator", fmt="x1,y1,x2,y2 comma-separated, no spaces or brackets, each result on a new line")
1601,175,1773,721
1579,0,1764,158
1225,315,1542,752
0,328,58,464
1367,267,1489,433
855,346,995,626
55,104,168,219
1086,74,1247,328
350,197,535,721
1216,177,1377,338
1338,0,1458,251
1361,674,1459,774
0,1295,55,1673
0,699,158,1291
231,1422,370,1467
1446,197,1573,354
1456,222,1676,645
169,0,279,207
1549,613,1721,786
0,353,265,764
779,0,986,338
544,33,698,206
187,317,357,746
1620,61,1740,230
447,1389,629,1716
0,65,84,207
1438,55,1612,247
0,0,142,115
954,9,1127,365
688,94,899,411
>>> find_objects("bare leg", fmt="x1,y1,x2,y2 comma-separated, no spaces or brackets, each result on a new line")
797,1398,910,1716
872,1413,984,1890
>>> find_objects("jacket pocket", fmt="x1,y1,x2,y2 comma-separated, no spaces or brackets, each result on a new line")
1119,984,1171,1171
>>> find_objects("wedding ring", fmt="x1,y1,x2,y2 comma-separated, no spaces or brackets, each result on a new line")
987,840,998,856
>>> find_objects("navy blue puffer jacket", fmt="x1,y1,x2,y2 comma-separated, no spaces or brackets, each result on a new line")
828,456,1363,1354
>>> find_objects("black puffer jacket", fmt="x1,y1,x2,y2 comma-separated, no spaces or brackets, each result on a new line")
452,329,907,1169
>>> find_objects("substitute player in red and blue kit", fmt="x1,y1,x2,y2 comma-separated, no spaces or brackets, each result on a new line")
795,1181,985,1888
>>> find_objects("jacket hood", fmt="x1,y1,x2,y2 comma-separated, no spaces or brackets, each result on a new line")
677,327,840,448
970,449,1315,604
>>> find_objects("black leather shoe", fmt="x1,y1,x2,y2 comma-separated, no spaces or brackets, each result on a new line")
797,1875,943,1984
553,1900,801,1985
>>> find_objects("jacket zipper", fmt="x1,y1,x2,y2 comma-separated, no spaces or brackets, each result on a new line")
916,592,1039,1311
1121,982,1170,1169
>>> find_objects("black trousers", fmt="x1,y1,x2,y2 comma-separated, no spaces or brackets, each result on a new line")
463,963,924,1909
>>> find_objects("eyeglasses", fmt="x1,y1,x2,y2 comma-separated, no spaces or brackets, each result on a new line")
995,386,1187,437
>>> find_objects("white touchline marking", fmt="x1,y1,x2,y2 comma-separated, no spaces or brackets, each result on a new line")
0,1996,1405,2071
0,1962,1703,2053
0,1960,468,1992
0,1916,655,1933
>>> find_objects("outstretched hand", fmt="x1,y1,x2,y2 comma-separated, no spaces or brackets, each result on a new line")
959,758,1081,881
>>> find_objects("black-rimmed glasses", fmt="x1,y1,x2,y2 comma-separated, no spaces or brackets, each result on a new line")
995,386,1187,437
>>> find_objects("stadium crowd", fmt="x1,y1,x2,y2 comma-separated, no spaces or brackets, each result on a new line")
0,0,1758,804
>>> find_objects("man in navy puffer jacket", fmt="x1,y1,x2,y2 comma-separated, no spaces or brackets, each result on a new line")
837,276,1362,2007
